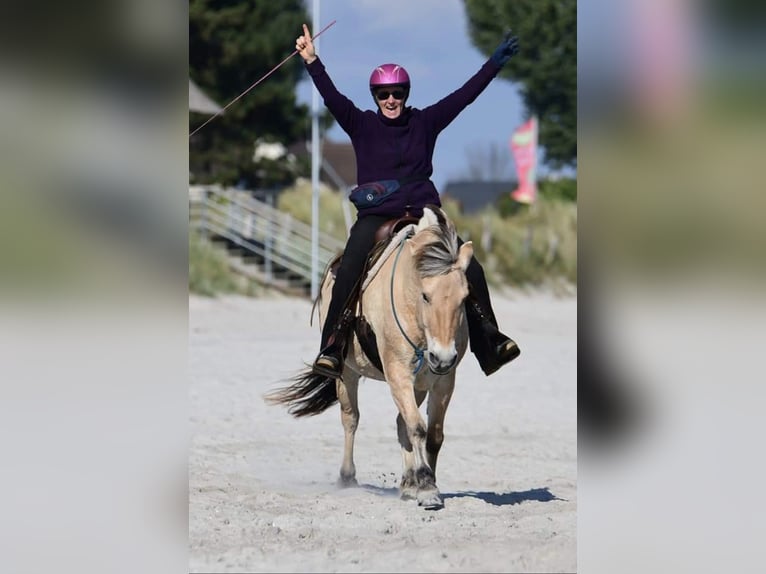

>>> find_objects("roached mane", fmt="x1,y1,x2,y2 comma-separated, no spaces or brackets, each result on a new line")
413,206,459,278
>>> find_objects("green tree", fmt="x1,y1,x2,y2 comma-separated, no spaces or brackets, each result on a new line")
190,0,314,187
463,0,576,168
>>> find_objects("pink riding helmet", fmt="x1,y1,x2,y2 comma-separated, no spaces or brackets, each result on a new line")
369,63,411,90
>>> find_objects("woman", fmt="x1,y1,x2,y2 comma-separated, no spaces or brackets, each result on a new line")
296,23,521,378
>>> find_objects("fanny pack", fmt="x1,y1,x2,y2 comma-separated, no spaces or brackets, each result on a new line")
349,173,430,210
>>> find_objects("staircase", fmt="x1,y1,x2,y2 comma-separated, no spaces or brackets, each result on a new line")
189,185,345,297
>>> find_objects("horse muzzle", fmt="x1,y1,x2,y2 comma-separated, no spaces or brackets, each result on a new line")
426,350,458,375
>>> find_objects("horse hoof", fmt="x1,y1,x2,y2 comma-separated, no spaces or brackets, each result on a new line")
336,476,358,488
417,489,444,510
400,488,417,501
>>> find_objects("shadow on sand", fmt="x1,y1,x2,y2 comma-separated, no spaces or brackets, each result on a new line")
358,484,563,506
444,487,563,506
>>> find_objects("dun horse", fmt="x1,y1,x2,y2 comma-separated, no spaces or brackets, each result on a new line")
265,205,473,509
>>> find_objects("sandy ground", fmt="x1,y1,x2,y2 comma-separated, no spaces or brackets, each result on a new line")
189,289,577,573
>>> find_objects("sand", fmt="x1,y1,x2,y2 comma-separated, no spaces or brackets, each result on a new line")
189,289,576,573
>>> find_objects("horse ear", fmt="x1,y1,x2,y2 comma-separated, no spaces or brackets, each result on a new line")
417,207,438,232
457,241,474,272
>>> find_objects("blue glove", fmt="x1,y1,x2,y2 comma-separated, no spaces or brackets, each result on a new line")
491,31,520,67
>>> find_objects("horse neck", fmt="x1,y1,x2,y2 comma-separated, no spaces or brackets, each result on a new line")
386,239,424,335
392,240,420,301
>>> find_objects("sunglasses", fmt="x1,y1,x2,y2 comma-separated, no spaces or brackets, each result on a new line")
375,88,407,101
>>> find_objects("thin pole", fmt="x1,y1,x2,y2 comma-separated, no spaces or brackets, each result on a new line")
310,0,321,300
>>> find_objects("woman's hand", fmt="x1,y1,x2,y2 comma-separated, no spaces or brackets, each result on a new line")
490,30,520,67
295,24,317,64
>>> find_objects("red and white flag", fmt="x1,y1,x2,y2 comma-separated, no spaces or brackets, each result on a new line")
510,117,538,204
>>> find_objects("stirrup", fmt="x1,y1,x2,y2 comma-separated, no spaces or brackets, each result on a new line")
312,348,343,378
314,308,354,377
497,338,521,364
479,337,520,376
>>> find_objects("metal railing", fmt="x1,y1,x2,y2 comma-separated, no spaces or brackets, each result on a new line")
189,185,345,293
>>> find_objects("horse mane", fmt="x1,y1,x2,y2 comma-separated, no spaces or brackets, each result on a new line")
413,205,460,278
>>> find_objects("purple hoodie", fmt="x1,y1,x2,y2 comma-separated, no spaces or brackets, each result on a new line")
305,57,502,218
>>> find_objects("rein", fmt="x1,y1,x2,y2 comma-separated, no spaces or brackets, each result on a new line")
390,235,426,374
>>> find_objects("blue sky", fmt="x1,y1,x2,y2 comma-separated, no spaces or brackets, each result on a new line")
294,0,527,192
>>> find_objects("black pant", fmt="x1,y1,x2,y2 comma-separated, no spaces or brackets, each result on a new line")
320,215,498,347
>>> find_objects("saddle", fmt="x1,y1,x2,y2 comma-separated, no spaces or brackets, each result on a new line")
325,214,419,373
373,215,419,245
326,214,418,282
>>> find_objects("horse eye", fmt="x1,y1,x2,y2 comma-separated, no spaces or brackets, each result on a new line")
422,293,430,304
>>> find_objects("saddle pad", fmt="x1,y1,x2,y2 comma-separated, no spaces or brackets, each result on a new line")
361,223,416,292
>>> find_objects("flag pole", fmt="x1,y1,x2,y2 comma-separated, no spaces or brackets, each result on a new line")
310,0,321,300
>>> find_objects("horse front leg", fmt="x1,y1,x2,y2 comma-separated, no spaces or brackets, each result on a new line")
336,373,360,487
397,389,427,501
388,368,443,509
425,374,455,477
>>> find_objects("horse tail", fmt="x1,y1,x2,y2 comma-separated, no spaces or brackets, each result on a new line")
263,367,338,417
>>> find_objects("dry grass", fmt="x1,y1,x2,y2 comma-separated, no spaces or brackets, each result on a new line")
278,180,577,291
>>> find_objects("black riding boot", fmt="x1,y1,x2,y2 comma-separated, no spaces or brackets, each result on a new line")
313,215,390,378
463,258,520,376
313,305,355,378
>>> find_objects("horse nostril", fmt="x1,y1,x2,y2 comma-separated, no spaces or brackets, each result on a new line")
427,350,458,374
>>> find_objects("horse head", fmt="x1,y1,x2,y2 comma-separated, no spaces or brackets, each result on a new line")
411,206,474,375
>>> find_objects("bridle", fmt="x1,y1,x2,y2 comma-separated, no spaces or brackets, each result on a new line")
390,235,426,375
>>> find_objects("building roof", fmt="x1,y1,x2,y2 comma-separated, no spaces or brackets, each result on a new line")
288,139,358,190
189,79,223,115
441,180,517,214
